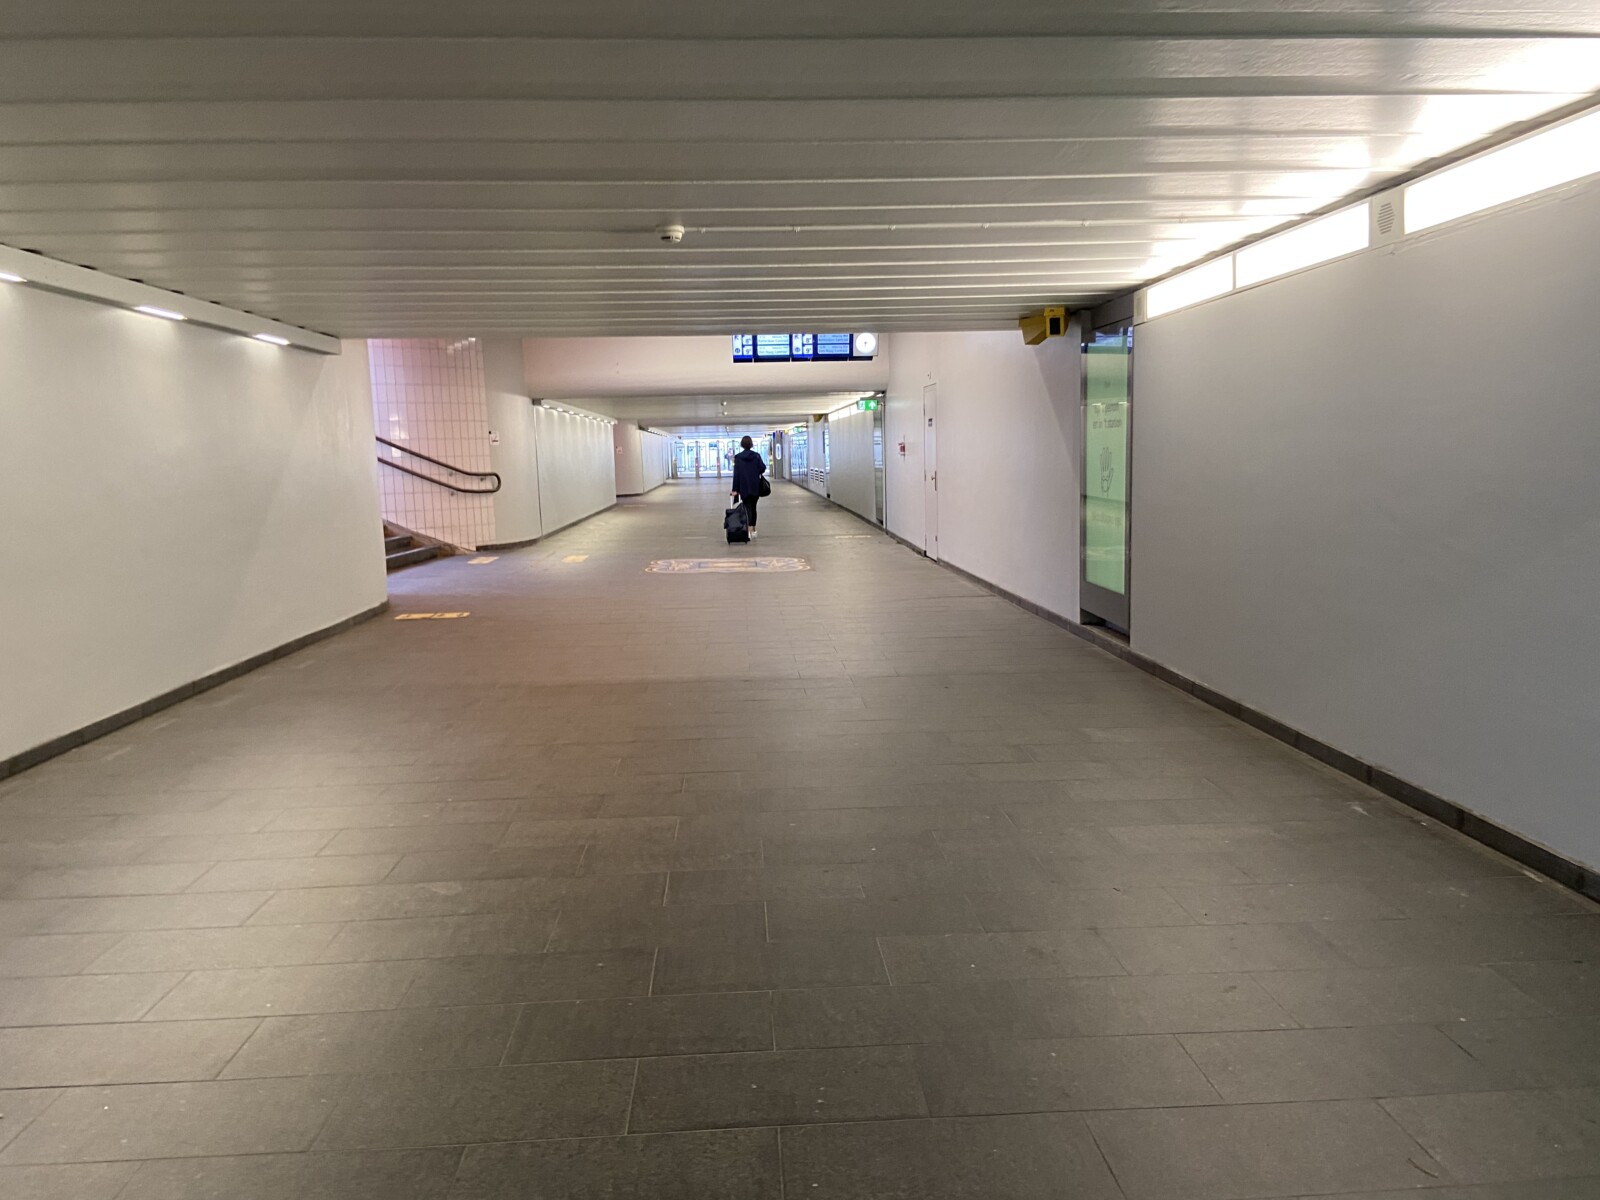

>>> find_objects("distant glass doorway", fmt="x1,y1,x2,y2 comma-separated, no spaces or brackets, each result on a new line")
674,435,772,480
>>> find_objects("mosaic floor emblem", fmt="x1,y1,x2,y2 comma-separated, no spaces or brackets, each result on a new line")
645,557,811,574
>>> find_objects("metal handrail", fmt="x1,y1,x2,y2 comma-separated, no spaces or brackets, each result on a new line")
375,435,501,495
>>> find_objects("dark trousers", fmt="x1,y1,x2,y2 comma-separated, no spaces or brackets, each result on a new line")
738,494,759,528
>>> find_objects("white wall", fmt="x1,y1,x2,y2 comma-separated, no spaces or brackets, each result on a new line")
640,429,673,492
534,407,616,534
371,338,496,550
885,340,930,551
1,283,385,764
886,330,1082,619
614,422,674,496
523,335,888,396
613,420,646,495
1133,176,1600,870
486,338,544,545
374,337,617,548
612,422,674,497
827,408,878,522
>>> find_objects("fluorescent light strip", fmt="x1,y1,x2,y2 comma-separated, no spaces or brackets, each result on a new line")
1,244,334,352
1235,206,1370,288
1144,257,1235,319
541,401,615,425
253,333,290,346
1134,104,1600,321
1406,107,1600,233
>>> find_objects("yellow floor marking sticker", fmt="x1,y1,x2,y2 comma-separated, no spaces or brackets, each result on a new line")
395,612,470,620
468,556,498,564
562,555,589,563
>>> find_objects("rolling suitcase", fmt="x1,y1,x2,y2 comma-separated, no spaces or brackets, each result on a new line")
724,500,750,544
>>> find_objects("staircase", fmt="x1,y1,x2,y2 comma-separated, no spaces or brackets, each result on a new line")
384,527,438,572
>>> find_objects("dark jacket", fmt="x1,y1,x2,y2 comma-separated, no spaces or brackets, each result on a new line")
731,448,767,499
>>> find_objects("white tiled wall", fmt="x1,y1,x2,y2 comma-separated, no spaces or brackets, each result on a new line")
369,338,495,550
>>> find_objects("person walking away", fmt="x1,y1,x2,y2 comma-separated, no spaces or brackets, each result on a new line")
730,436,768,541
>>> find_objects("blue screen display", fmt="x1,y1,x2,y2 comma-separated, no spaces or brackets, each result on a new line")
814,332,854,359
732,332,874,362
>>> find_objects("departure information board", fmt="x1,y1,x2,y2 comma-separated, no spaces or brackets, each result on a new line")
754,333,793,361
732,333,877,363
814,333,855,360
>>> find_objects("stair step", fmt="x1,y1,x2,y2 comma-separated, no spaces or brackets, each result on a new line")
386,545,438,571
384,534,413,553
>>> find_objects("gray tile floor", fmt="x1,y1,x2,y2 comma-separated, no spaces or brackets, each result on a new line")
2,479,1599,1199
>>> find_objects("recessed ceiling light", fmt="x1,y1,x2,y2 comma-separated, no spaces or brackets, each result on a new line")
135,305,186,321
253,333,290,346
1405,106,1600,233
1234,206,1369,288
1144,257,1234,319
0,271,24,284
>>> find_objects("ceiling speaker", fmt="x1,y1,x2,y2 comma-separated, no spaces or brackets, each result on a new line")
1370,189,1404,247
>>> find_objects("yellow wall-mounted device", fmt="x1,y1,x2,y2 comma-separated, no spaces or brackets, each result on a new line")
1019,307,1067,345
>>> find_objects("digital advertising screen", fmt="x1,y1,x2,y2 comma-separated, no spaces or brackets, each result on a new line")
1083,327,1131,596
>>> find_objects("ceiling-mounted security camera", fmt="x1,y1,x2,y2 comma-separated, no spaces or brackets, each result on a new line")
656,224,686,244
1018,307,1067,346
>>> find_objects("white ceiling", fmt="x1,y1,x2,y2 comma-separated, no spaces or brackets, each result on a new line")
2,2,1598,337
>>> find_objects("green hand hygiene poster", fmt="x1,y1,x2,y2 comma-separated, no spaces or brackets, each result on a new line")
1084,329,1130,595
